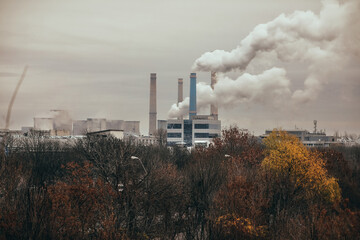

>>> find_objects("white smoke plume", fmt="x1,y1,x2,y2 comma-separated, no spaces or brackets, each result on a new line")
168,68,291,118
169,0,360,118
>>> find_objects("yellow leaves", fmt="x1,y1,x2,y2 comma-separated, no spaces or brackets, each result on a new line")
262,129,341,204
215,214,267,237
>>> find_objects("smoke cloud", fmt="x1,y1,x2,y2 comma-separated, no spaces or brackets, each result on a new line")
169,0,360,118
168,68,291,118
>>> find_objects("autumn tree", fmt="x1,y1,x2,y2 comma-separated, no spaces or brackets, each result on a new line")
182,147,227,240
0,151,29,239
0,132,73,240
210,127,268,239
73,135,186,239
154,128,167,147
48,161,119,240
262,130,341,239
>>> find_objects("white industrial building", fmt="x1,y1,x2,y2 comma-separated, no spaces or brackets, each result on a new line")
167,116,221,147
260,127,337,147
72,118,140,136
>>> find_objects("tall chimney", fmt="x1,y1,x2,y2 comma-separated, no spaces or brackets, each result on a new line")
177,78,183,120
149,73,157,135
189,73,197,119
210,71,218,120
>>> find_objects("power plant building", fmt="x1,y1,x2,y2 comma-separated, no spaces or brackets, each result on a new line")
167,116,221,146
73,118,140,136
167,73,221,147
260,129,337,147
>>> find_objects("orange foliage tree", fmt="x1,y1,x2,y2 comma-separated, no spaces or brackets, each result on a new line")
48,161,121,240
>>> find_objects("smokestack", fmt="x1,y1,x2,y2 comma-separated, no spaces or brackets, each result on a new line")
210,72,218,120
177,78,183,120
149,73,157,135
189,73,197,119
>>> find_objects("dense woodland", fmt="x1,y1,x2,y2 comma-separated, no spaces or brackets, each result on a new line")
0,127,359,239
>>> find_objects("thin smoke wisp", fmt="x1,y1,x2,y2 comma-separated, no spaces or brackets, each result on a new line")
5,66,28,129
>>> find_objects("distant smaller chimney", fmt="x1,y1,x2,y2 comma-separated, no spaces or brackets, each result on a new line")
177,78,183,120
210,72,218,120
149,73,157,135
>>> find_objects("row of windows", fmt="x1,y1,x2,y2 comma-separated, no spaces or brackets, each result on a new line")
167,123,182,129
167,132,219,139
167,133,182,138
167,123,220,130
194,133,219,138
194,124,220,130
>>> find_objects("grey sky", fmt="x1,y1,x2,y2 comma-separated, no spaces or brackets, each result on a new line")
0,0,359,135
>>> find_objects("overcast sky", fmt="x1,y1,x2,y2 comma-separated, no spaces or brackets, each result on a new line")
0,0,359,135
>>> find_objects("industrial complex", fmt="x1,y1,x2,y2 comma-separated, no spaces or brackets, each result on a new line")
1,71,358,148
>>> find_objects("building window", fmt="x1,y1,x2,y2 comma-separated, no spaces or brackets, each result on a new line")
167,123,182,129
194,124,209,129
209,133,219,138
167,133,181,138
195,133,209,138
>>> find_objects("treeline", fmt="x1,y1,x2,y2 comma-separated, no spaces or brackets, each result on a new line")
0,128,359,239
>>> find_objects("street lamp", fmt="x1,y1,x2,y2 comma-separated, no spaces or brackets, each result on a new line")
130,156,148,175
224,154,239,172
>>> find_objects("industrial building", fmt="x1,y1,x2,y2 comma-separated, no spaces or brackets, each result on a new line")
33,114,140,137
87,129,124,139
72,118,140,136
260,121,337,147
167,72,221,147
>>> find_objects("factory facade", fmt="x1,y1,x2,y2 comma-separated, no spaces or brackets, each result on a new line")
260,128,337,147
167,116,221,147
33,116,140,136
166,72,221,147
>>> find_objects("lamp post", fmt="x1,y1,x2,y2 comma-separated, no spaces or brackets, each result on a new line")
130,156,148,175
224,154,239,172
